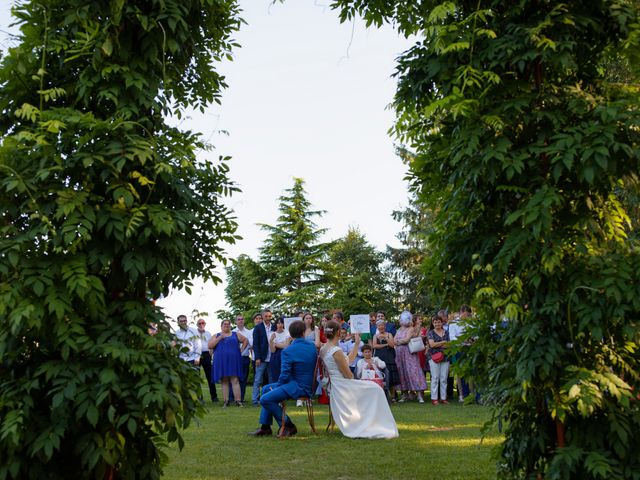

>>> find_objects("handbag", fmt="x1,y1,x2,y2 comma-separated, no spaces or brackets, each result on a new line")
431,351,445,363
408,336,425,354
361,365,385,389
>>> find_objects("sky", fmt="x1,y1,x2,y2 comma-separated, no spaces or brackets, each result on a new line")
1,1,414,332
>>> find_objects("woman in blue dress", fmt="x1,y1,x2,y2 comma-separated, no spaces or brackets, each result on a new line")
209,320,248,407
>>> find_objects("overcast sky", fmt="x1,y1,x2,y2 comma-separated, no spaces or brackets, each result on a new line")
1,1,413,331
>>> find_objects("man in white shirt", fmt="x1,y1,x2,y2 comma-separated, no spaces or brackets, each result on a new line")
175,314,200,366
448,305,472,402
196,318,218,403
232,314,253,402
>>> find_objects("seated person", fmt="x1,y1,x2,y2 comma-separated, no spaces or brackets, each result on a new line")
355,344,386,379
320,320,398,439
248,320,317,437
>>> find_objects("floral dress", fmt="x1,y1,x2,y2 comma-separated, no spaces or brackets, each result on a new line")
394,327,428,391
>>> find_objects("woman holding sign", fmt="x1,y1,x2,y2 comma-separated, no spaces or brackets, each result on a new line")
320,320,398,439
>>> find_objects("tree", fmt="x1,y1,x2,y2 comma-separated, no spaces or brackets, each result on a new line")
325,227,394,315
258,177,332,313
0,1,241,478
386,191,437,313
218,254,267,323
333,1,640,478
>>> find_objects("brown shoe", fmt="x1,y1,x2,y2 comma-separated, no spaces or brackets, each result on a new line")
247,427,272,437
278,425,298,438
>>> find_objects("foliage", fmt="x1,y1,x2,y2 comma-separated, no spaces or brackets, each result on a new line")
255,177,333,313
386,150,438,313
0,0,241,478
218,254,267,324
324,227,394,316
333,1,640,479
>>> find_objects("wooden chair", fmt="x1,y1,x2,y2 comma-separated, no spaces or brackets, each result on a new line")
278,359,322,437
317,357,335,433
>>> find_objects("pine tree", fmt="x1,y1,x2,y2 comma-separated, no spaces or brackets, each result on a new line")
258,177,332,312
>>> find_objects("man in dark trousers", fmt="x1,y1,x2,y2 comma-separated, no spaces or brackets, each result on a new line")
248,320,317,437
251,309,273,405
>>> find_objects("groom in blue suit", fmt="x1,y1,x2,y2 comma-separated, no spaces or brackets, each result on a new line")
248,319,317,437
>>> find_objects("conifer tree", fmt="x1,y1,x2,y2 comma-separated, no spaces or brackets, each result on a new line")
258,177,332,313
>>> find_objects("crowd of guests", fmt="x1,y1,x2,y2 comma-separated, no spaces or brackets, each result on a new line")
173,305,476,407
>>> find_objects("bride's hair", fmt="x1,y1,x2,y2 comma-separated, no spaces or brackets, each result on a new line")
323,320,341,340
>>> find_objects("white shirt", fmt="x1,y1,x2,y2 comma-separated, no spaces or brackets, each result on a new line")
233,326,253,357
448,320,465,341
195,329,212,354
356,357,386,378
270,330,290,350
339,339,357,367
175,326,200,362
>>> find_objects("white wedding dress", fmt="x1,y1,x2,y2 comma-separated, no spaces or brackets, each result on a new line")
321,345,399,439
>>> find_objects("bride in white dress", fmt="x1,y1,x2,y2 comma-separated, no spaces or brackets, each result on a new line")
320,320,399,439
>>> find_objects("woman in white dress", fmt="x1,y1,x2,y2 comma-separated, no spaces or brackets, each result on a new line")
320,320,399,439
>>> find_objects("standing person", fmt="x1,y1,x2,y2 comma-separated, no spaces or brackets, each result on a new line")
232,314,253,402
427,314,450,405
394,311,427,403
415,314,429,378
209,320,248,407
252,310,274,406
449,305,472,402
338,326,357,374
372,319,400,401
175,315,201,367
302,312,321,349
196,318,218,403
376,311,396,335
248,321,317,437
368,312,378,339
332,311,349,335
298,312,321,406
269,318,291,382
319,313,331,344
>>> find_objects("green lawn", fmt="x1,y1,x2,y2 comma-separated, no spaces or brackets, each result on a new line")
163,387,501,480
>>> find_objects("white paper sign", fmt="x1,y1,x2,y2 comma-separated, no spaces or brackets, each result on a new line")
349,314,370,334
283,317,300,334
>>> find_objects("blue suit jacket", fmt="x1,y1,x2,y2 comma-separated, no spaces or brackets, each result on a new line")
252,322,272,362
276,338,318,398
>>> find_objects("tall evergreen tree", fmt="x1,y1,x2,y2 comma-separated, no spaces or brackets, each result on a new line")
258,177,332,312
0,1,240,477
325,227,394,315
334,1,640,478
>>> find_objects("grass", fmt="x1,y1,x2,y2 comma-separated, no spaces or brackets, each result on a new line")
162,386,501,480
